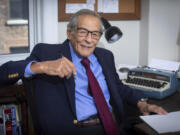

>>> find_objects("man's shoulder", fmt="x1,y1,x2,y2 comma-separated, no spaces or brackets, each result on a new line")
33,39,69,52
34,43,61,50
95,47,113,56
30,40,70,60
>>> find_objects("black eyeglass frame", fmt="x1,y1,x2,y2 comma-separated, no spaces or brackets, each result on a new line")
76,27,103,40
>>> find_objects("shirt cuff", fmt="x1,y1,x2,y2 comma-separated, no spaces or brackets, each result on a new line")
24,61,36,77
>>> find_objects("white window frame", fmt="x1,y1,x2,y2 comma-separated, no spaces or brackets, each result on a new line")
0,0,41,65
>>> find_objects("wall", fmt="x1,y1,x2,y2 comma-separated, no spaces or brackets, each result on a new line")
148,0,180,63
40,0,59,44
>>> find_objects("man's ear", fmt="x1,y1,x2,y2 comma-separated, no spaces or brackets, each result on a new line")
67,30,72,40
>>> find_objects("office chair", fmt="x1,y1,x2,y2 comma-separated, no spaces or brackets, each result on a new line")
23,78,43,135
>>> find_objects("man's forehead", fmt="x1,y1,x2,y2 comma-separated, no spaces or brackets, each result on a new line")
77,15,101,27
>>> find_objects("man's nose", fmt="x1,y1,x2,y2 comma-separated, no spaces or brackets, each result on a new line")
85,32,93,42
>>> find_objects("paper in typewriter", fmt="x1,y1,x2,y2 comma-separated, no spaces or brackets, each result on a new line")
140,111,180,134
149,58,180,71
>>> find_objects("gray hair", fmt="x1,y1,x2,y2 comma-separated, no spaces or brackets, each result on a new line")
67,9,103,33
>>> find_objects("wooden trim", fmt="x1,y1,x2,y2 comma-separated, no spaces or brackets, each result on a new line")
58,0,141,21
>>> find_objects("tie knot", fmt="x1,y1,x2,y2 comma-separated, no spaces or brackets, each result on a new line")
81,58,90,68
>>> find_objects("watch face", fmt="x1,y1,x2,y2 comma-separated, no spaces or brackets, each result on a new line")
141,98,148,102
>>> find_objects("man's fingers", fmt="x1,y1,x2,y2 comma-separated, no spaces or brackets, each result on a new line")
60,65,72,78
62,57,76,75
148,104,168,115
57,57,76,78
38,57,76,78
138,102,168,116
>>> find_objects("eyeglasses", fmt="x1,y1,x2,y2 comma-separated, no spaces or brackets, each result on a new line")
76,27,102,40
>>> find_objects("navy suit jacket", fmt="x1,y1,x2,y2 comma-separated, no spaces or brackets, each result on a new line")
0,39,144,135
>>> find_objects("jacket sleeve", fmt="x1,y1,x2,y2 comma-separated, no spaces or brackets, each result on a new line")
0,60,30,87
0,43,45,88
0,43,61,88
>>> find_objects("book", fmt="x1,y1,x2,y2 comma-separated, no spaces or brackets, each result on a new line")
0,104,22,135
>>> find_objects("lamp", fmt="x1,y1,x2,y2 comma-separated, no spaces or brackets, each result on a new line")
101,17,123,43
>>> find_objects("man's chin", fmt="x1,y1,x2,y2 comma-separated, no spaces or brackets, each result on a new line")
79,52,92,58
81,54,90,58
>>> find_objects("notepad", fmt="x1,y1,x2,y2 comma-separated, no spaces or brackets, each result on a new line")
140,111,180,134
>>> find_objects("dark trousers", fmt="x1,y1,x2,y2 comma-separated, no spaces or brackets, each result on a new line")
76,123,138,135
76,124,106,135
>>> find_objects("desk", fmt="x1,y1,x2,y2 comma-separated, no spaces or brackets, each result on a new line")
134,90,180,135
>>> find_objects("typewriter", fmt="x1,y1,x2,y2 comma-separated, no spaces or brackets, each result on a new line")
122,67,180,99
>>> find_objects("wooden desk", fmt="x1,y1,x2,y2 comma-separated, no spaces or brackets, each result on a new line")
134,90,180,135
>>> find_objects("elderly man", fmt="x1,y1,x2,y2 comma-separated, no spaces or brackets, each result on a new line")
0,9,167,135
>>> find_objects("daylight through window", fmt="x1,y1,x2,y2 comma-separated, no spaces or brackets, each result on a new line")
0,0,29,55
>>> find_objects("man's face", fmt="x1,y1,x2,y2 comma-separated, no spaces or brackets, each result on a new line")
67,15,102,58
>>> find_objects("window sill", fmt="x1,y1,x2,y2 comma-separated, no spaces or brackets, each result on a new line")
6,19,28,26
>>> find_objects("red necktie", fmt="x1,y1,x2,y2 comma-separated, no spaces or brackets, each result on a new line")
81,58,120,135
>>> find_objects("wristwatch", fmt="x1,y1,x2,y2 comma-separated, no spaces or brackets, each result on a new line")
139,97,148,102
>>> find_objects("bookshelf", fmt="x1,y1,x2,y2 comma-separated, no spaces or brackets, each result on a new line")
0,84,29,135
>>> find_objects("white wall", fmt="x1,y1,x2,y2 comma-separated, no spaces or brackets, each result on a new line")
39,0,59,44
100,21,140,66
148,0,180,63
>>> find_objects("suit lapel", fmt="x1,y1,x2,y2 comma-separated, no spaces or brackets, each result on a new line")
57,40,76,118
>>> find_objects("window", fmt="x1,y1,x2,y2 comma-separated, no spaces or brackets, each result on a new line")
6,0,29,25
0,0,36,65
0,0,29,55
9,0,28,20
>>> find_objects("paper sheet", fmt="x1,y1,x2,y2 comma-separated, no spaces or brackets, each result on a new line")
149,58,180,72
86,0,95,4
140,111,180,134
98,0,119,13
66,4,94,13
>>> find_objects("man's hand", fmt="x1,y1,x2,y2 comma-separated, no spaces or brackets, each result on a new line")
30,57,76,79
137,101,168,115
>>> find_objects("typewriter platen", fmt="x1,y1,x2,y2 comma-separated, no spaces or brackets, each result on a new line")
122,67,180,99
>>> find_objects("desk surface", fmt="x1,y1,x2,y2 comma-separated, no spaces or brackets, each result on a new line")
134,90,180,135
149,90,180,112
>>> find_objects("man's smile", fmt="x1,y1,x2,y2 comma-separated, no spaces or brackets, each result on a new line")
80,44,93,48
